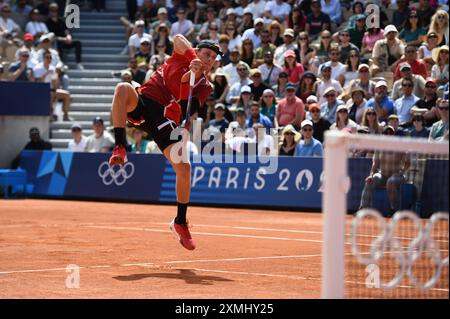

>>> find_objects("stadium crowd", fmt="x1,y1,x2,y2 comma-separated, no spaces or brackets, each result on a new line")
1,0,449,159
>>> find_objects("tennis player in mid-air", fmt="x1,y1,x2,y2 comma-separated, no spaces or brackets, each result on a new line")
108,35,222,250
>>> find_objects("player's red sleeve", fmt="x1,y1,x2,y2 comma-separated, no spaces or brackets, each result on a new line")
184,48,198,63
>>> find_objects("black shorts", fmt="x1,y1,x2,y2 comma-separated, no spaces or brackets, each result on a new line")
127,94,182,152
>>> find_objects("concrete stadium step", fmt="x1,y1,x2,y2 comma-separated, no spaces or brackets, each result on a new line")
67,61,127,70
73,25,124,32
74,32,125,41
78,18,121,25
70,111,110,122
80,4,127,13
51,121,111,130
71,102,112,112
80,39,125,47
50,139,71,149
71,94,112,103
70,78,119,86
81,47,125,55
52,129,95,139
68,85,115,94
66,53,128,63
66,69,117,78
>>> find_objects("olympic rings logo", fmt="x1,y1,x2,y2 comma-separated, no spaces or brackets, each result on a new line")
97,161,135,186
352,209,449,290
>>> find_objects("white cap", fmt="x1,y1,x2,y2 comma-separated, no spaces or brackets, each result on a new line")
157,7,167,14
323,86,337,97
336,104,348,113
254,18,264,25
140,37,151,44
306,95,318,103
39,32,54,42
384,24,398,34
240,85,251,94
243,7,253,15
301,119,314,129
375,80,388,89
358,63,370,71
226,8,236,15
135,20,145,26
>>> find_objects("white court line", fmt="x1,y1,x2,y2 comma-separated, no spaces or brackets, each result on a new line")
85,225,381,247
3,222,448,243
0,253,318,275
165,254,323,264
86,225,325,244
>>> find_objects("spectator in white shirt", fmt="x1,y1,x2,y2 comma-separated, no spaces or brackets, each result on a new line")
235,0,250,17
246,0,267,18
223,48,250,87
320,0,342,25
85,117,115,153
242,18,265,49
263,0,291,23
128,20,152,57
15,33,39,68
25,9,49,38
0,4,20,36
33,49,72,121
319,45,346,82
12,0,33,15
273,28,296,66
36,33,62,67
169,7,194,40
68,123,88,152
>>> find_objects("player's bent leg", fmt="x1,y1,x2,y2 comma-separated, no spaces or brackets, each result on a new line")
164,142,195,250
109,82,139,166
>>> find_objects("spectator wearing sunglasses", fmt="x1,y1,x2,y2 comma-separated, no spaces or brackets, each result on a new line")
8,48,33,82
391,62,426,100
316,64,343,105
411,78,440,127
305,0,331,39
409,113,430,139
279,124,301,156
337,29,360,64
319,45,346,84
294,120,323,157
394,78,420,126
416,0,436,28
429,10,449,46
128,20,152,57
399,10,427,47
394,44,427,81
361,107,382,135
308,103,331,143
429,98,449,142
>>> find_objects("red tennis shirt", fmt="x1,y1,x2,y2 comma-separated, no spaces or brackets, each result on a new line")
137,51,212,107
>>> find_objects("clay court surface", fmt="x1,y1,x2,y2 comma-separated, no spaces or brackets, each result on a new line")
0,199,325,299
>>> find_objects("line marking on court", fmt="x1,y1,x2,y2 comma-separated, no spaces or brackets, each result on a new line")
3,222,448,243
85,225,326,244
84,225,380,247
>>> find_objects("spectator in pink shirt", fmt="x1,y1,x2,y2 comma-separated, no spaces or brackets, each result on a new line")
362,28,384,57
283,50,304,85
276,83,305,130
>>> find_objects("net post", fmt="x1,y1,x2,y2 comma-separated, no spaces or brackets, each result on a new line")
322,131,349,299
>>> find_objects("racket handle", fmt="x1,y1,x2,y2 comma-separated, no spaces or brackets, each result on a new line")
189,71,195,87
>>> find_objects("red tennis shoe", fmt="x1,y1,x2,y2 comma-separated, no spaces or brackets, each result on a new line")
169,219,196,250
109,145,128,166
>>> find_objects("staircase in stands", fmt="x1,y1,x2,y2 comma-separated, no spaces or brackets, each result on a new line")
50,0,127,150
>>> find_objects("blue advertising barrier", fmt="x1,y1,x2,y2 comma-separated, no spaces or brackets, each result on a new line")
19,151,448,214
0,82,51,116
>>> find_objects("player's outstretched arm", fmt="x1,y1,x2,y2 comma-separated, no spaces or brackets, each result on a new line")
173,34,193,55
